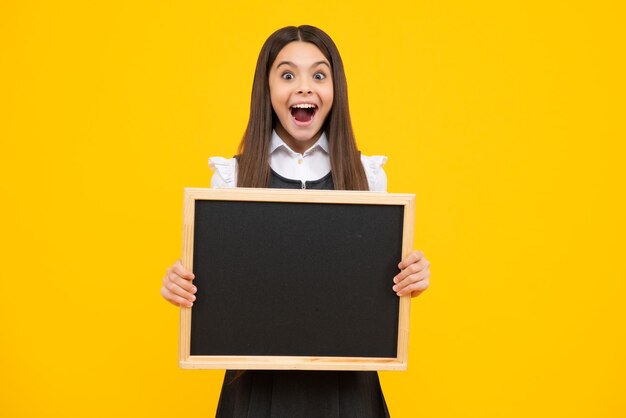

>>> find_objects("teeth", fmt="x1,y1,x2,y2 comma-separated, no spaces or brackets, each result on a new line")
291,104,317,109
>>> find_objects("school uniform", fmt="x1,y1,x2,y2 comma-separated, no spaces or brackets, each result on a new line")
209,131,390,418
209,131,387,192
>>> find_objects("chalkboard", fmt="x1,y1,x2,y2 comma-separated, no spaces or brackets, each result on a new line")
179,188,415,371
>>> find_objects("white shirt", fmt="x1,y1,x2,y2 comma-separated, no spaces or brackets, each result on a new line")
209,130,388,191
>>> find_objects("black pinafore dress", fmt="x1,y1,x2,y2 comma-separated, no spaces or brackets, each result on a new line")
215,169,390,418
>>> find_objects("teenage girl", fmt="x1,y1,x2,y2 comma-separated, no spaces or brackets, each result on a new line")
160,25,431,418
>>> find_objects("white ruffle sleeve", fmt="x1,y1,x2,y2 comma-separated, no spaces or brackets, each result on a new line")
360,154,388,192
208,157,237,188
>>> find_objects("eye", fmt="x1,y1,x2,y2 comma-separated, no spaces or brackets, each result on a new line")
281,72,294,80
313,72,326,80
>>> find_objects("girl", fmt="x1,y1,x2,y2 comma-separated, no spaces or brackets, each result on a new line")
161,25,431,418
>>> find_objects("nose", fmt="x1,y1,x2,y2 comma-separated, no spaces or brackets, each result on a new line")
296,79,312,95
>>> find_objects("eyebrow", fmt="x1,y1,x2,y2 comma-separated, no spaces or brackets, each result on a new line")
275,60,331,69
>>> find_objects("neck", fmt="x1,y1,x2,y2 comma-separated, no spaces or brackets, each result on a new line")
274,125,322,154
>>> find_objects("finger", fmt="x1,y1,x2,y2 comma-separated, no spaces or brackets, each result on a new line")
166,273,197,294
169,260,195,280
397,250,424,270
163,276,197,302
160,286,194,308
393,258,429,284
393,270,429,293
398,278,430,297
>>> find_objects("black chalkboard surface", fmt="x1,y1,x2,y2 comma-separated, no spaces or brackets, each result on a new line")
179,188,415,371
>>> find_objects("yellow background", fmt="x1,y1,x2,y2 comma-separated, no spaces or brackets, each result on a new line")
1,1,624,417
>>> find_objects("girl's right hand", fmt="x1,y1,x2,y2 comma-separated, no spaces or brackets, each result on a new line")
160,260,197,308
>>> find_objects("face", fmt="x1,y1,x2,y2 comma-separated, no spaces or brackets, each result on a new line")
269,41,334,154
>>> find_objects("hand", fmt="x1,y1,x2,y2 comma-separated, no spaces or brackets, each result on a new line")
392,250,430,298
160,260,197,307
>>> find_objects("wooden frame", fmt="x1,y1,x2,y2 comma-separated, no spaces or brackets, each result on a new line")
179,187,415,371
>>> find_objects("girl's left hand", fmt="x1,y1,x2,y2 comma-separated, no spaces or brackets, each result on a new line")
393,250,431,298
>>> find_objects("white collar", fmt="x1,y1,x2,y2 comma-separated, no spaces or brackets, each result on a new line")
270,130,329,156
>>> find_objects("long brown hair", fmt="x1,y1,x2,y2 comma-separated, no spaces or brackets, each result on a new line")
236,25,369,190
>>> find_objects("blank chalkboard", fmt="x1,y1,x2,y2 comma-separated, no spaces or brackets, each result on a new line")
179,188,415,371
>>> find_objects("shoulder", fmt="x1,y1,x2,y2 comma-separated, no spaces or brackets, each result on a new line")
208,156,238,188
360,154,388,192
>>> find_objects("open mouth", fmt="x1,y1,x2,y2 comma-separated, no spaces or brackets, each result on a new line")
290,103,318,124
